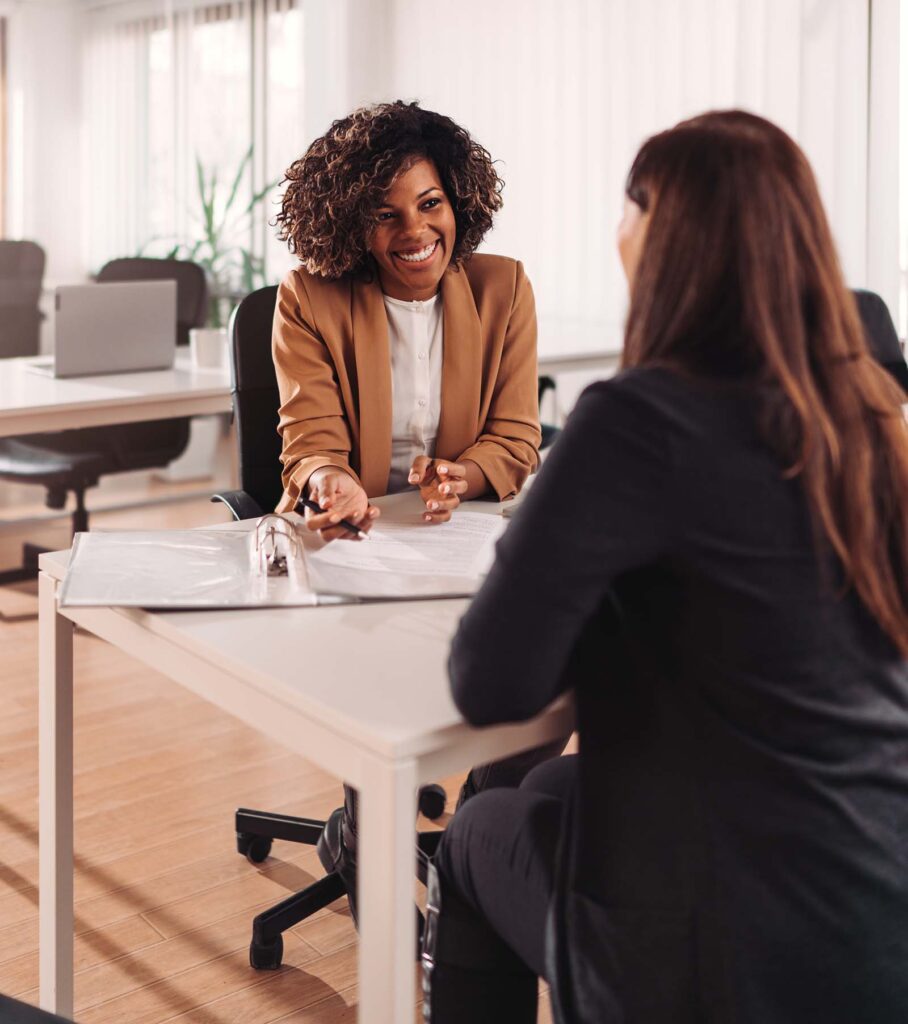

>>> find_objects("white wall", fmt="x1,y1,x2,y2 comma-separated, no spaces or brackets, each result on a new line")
384,0,879,356
5,0,84,291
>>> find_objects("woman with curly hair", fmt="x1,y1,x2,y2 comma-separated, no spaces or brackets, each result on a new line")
272,99,541,538
272,101,563,928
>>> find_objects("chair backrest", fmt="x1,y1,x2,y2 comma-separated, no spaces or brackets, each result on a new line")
0,240,46,357
96,257,208,345
228,285,284,513
853,288,908,394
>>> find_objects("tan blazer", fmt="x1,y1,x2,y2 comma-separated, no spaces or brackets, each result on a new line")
272,254,541,512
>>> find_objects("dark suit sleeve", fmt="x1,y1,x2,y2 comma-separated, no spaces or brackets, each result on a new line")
853,289,908,394
449,377,679,725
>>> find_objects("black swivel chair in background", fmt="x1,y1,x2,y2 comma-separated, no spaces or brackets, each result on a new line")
0,258,208,584
853,288,908,394
0,240,46,358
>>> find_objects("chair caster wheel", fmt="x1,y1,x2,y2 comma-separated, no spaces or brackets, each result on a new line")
249,933,283,970
418,784,447,820
237,832,272,864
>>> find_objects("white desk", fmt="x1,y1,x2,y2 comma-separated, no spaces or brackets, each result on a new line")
0,355,232,437
537,350,621,376
37,498,573,1022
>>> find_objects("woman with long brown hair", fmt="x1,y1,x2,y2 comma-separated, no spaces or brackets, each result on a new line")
421,110,908,1023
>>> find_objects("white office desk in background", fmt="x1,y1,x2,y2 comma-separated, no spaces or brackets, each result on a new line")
37,494,573,1024
0,354,232,437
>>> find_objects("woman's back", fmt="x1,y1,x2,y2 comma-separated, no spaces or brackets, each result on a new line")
437,110,908,1024
547,367,908,1022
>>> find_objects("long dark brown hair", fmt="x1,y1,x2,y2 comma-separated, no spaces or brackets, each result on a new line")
623,109,908,656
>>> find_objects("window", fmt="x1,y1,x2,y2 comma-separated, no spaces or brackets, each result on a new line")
901,0,908,336
0,16,6,238
390,0,877,357
84,0,305,322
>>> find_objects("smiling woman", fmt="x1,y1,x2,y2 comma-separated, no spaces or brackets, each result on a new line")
271,100,565,930
272,100,541,529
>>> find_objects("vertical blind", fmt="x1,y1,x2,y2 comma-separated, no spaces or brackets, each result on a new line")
388,0,872,354
80,0,889,348
83,0,304,288
901,0,908,333
0,17,7,240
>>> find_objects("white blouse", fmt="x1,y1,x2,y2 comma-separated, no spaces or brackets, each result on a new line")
383,292,444,494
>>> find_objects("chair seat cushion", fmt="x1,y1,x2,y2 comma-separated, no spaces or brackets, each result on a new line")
0,438,107,487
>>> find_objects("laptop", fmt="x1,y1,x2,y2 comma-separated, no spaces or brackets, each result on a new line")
29,280,178,378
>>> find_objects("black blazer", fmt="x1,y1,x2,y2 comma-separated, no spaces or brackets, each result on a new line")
450,365,908,1023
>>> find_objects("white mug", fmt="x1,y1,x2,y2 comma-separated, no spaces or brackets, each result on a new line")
189,327,228,369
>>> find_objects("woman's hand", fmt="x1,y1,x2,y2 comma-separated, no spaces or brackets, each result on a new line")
304,467,380,541
408,457,469,524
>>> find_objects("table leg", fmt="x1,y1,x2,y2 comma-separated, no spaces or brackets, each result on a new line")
357,756,418,1023
38,571,74,1017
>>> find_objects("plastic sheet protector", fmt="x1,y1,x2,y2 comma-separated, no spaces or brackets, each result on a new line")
58,507,505,609
59,528,319,609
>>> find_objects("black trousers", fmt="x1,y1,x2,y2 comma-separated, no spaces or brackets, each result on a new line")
433,754,576,982
341,737,569,833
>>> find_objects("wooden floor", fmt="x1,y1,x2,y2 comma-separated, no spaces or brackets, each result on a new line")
0,494,553,1022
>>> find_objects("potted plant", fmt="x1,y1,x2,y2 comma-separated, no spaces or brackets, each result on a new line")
141,146,280,327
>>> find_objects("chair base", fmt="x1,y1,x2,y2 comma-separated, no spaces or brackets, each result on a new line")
0,541,45,586
0,486,89,593
0,543,49,624
235,806,444,969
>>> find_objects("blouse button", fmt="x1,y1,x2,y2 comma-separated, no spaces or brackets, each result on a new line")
418,399,427,407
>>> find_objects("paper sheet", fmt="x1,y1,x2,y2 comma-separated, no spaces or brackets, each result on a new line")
304,509,505,599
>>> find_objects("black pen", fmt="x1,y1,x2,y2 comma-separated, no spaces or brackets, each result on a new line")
296,498,370,540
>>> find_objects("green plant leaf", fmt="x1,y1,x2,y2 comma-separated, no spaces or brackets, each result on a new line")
224,145,252,218
243,178,281,215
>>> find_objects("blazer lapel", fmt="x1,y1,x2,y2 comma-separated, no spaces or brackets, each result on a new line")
351,274,392,496
436,266,482,461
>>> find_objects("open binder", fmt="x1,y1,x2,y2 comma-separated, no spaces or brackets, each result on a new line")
58,497,506,610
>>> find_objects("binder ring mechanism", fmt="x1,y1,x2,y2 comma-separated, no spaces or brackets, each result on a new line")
253,514,304,578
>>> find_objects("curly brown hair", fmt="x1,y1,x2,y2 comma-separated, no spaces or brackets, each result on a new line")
275,101,504,278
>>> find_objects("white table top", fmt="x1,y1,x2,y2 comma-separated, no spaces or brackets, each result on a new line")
39,495,519,763
0,354,232,436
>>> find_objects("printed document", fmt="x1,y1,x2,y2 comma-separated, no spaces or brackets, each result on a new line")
305,509,505,599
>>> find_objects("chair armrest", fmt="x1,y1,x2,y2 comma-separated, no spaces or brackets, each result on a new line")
540,424,560,451
210,490,265,521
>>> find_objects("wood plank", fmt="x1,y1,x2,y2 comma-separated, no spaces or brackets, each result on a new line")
0,778,343,901
64,938,346,1024
0,914,163,997
70,905,319,1013
0,778,333,955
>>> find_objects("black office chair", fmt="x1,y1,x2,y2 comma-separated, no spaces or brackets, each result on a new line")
538,374,560,449
212,285,446,970
0,240,46,358
0,258,208,585
853,288,908,394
